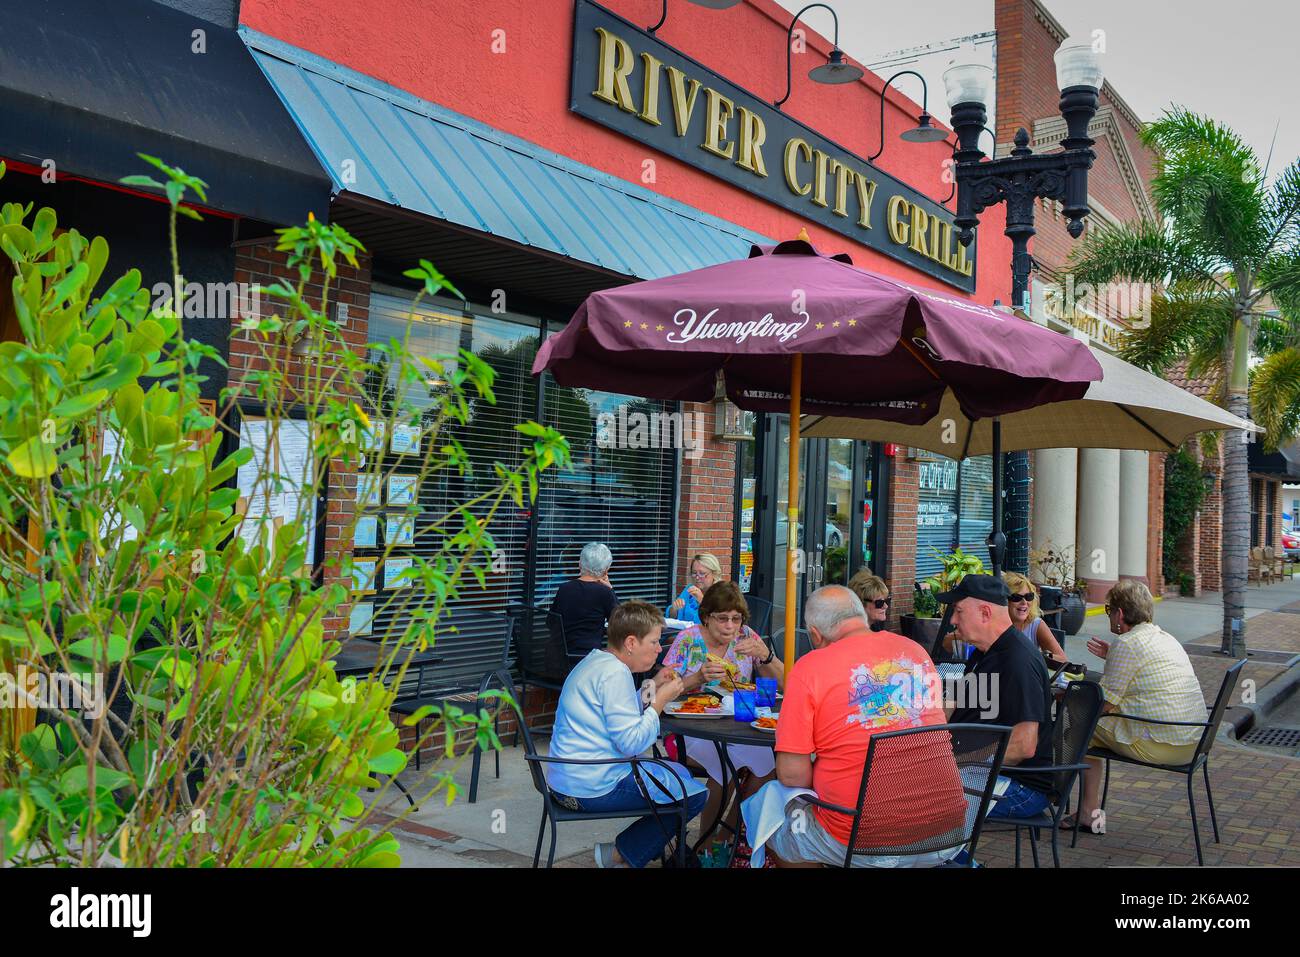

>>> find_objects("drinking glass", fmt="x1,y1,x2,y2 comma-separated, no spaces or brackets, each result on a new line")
734,689,757,722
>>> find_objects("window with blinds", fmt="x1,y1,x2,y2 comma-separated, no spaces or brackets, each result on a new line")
915,455,959,581
533,380,677,613
957,455,995,569
359,288,539,685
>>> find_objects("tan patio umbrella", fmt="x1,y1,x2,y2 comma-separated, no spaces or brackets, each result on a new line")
800,341,1257,455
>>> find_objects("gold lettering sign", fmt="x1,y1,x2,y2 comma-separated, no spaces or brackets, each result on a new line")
578,15,973,287
593,28,636,113
701,88,736,160
784,138,812,196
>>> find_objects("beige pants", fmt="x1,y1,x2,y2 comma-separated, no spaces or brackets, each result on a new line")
1092,720,1197,766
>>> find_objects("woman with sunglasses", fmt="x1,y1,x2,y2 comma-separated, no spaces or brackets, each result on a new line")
1002,572,1066,661
666,552,724,624
847,569,891,631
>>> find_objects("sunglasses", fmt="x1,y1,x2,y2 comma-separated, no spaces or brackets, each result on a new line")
1009,593,1034,603
871,597,891,609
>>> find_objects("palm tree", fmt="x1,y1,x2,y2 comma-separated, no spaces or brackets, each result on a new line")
1068,108,1300,655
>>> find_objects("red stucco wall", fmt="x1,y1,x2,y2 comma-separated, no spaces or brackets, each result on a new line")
240,0,1013,304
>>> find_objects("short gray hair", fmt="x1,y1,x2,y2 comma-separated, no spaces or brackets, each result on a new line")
579,542,613,577
1106,579,1154,626
804,585,868,639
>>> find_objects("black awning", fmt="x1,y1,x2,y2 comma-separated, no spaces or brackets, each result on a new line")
1249,443,1300,480
0,0,330,225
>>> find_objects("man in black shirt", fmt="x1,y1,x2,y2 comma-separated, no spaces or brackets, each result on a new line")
940,574,1054,821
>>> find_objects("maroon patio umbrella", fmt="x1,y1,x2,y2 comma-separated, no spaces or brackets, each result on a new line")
533,236,1101,660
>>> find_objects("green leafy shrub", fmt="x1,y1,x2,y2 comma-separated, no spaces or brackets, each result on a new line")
1162,448,1210,591
0,158,568,866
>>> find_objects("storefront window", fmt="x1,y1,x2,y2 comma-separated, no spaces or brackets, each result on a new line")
737,429,757,593
362,288,539,683
534,383,676,609
958,455,995,568
916,455,959,580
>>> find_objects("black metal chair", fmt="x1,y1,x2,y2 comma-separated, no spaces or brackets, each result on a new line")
798,723,1012,868
1086,658,1245,866
389,611,517,804
984,680,1105,868
743,594,773,638
512,702,695,868
767,627,812,662
508,606,580,742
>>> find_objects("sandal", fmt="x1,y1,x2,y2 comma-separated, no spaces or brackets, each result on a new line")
1058,812,1105,835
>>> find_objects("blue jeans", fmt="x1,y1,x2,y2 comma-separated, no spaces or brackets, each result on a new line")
569,766,707,868
985,777,1051,820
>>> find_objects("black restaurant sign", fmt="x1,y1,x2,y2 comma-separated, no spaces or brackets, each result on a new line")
569,0,977,291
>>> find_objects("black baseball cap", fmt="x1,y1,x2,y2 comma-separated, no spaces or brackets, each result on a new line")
935,574,1009,606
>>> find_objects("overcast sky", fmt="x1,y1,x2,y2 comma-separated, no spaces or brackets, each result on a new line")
777,0,1296,179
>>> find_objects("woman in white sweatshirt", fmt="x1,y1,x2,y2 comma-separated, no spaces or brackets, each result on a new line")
547,600,708,868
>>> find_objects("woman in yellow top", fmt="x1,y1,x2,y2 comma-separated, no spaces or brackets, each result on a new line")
1063,581,1206,833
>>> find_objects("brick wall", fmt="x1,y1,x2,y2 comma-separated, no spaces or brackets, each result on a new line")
1198,448,1223,592
886,451,920,626
675,401,737,586
229,239,373,644
1148,452,1165,595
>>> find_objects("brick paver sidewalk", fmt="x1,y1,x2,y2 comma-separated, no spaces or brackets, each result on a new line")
977,631,1300,868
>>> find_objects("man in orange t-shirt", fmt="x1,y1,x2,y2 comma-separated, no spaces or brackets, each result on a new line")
765,586,967,867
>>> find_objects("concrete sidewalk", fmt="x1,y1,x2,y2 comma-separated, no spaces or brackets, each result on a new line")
379,578,1300,868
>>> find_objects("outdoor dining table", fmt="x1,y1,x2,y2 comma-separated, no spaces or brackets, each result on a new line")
659,712,778,854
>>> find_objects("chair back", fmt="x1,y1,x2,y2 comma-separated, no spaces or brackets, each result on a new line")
767,627,813,662
744,594,773,637
1195,658,1246,764
1050,681,1105,803
508,700,550,797
840,723,1011,865
544,610,584,677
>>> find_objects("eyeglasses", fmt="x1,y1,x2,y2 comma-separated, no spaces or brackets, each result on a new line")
710,613,744,625
1009,593,1034,603
871,597,891,609
1104,603,1115,615
691,571,713,580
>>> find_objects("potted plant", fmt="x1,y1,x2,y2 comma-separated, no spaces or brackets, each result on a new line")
1030,544,1088,635
900,547,985,653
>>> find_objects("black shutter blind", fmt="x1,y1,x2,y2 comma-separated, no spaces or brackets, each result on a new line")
915,455,959,581
958,455,995,569
533,377,677,611
359,288,538,685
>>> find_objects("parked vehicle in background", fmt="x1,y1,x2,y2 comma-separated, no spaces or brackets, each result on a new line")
1282,529,1300,561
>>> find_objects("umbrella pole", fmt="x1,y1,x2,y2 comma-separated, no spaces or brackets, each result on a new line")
991,417,1004,577
784,355,802,666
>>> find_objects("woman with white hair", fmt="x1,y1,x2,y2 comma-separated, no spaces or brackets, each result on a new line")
550,543,619,657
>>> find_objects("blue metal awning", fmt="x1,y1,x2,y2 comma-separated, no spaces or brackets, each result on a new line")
240,29,767,280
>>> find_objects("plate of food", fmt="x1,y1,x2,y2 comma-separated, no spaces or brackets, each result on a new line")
665,693,729,718
750,715,779,732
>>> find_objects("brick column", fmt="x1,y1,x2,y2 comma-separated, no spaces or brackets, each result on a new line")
229,240,373,643
1148,452,1165,595
1199,449,1223,592
886,452,920,626
675,401,737,588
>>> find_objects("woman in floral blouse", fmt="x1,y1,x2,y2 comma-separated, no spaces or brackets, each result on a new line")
658,582,785,850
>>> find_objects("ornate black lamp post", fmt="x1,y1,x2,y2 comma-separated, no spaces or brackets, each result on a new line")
941,40,1105,576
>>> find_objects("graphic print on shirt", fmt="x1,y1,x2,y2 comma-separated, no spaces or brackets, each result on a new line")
846,658,929,730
